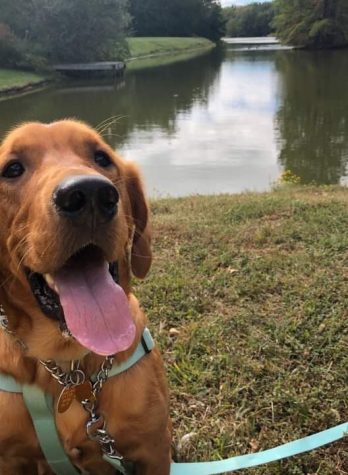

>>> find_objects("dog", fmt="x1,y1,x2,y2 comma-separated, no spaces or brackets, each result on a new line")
0,120,171,475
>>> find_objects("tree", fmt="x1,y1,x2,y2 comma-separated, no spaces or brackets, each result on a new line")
41,0,131,62
0,23,23,67
273,0,348,48
224,2,274,38
0,0,131,64
129,0,225,41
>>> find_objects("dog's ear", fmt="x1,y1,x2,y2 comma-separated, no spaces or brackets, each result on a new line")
124,162,152,279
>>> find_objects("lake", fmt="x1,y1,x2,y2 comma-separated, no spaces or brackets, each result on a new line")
1,43,347,196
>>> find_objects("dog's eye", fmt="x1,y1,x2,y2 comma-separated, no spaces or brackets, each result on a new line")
2,161,25,179
94,151,112,168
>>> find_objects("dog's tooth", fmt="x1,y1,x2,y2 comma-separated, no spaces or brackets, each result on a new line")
44,273,54,286
44,274,59,293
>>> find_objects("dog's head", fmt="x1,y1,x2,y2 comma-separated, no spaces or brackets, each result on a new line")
0,120,151,360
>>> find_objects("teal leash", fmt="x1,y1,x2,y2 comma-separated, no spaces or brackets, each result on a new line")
169,422,348,474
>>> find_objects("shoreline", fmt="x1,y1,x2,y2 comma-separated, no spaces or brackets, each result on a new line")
128,45,214,62
127,37,215,59
0,79,52,99
0,38,215,99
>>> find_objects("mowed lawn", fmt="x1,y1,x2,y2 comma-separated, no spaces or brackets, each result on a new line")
135,187,348,475
127,37,215,59
0,69,45,91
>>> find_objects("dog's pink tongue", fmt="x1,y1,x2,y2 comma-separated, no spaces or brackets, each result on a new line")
53,260,135,356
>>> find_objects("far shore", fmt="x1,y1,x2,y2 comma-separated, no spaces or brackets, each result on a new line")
0,37,215,98
0,70,49,98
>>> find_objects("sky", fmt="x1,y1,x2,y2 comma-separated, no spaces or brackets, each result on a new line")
221,0,264,6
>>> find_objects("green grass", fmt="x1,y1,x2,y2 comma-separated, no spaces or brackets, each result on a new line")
127,48,213,71
135,186,348,475
0,69,45,92
127,37,215,59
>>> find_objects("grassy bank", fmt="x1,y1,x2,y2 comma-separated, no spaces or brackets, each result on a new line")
136,186,348,474
127,37,215,59
0,38,214,95
126,47,213,72
0,69,46,93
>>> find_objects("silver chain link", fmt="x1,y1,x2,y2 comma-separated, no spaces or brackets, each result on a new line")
81,355,123,460
39,359,86,387
40,354,123,461
0,304,13,335
0,304,27,350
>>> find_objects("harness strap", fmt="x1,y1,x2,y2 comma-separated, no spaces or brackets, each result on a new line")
23,385,80,475
100,327,154,380
0,373,22,393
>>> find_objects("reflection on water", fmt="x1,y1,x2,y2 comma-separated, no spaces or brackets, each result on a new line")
275,50,348,185
0,46,347,196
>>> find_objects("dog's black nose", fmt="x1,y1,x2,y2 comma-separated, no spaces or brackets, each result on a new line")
53,175,118,223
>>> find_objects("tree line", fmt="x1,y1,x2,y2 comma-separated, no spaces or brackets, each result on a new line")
130,0,225,42
1,0,347,69
274,0,348,49
224,3,274,38
223,0,348,49
0,0,225,68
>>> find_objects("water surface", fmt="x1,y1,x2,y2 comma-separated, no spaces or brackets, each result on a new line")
0,44,347,196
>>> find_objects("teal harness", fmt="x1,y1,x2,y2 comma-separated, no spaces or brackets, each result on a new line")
1,329,347,475
0,328,155,475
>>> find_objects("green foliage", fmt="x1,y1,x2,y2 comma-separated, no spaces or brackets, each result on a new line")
274,0,348,48
129,0,226,42
224,2,274,38
278,170,302,185
0,24,24,68
0,0,131,65
0,0,225,67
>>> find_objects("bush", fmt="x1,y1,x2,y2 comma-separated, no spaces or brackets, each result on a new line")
309,19,347,48
274,0,348,49
0,24,23,67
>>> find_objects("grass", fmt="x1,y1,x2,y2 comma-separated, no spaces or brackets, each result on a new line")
134,186,348,475
127,37,215,59
0,69,45,92
127,48,213,71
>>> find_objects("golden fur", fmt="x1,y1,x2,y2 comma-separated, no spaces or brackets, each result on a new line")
0,120,171,475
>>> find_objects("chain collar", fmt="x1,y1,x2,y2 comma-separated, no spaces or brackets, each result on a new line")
0,304,27,350
40,353,123,461
0,304,11,333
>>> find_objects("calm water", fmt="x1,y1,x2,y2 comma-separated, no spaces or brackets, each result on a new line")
0,45,347,196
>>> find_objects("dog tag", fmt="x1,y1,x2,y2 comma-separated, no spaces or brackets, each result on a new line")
57,386,76,413
75,381,94,403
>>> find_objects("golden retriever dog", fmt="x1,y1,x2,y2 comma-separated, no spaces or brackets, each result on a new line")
0,120,171,475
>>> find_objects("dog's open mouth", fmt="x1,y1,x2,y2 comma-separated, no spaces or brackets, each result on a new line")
26,245,136,356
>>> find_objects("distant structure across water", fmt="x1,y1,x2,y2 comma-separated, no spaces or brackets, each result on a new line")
223,37,292,51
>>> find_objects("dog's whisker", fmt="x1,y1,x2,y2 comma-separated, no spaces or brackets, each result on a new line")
96,115,126,130
96,116,128,136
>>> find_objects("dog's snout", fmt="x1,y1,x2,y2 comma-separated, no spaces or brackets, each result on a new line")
53,175,119,223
